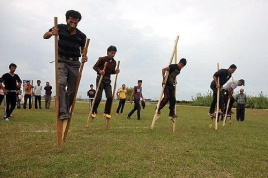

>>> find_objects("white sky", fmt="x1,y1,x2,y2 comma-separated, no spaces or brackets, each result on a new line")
1,0,267,100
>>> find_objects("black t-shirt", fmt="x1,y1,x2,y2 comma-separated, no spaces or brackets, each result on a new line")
211,69,231,87
1,73,21,90
49,24,86,57
87,89,96,98
44,86,52,95
167,64,181,85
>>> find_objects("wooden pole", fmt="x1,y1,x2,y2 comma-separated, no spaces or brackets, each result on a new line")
151,36,179,130
215,63,220,130
105,61,120,130
87,62,108,127
54,17,63,149
173,41,178,133
223,77,234,126
62,39,90,141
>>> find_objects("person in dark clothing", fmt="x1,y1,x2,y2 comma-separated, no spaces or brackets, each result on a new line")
209,64,237,118
44,82,52,109
0,63,22,121
43,10,88,120
91,46,120,119
87,84,96,109
157,58,187,120
127,80,144,120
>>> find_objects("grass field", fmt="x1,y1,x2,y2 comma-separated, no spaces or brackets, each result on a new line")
1,101,268,177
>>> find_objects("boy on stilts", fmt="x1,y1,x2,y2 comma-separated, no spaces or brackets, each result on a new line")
156,58,187,121
91,46,120,119
209,64,237,118
43,10,87,121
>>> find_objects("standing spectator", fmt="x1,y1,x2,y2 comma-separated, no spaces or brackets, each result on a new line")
236,88,247,122
209,64,237,118
0,79,6,106
43,10,87,120
116,84,127,114
0,63,22,121
91,46,120,119
23,81,33,109
87,84,96,110
34,80,42,109
44,82,52,109
127,80,144,120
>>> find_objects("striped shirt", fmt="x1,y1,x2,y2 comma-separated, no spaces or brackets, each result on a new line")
236,94,247,104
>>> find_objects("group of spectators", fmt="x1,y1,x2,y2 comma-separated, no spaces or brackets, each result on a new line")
0,63,53,121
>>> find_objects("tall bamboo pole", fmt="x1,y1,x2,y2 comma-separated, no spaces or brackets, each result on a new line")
151,36,179,130
54,17,62,149
223,77,234,126
215,63,220,130
87,62,108,127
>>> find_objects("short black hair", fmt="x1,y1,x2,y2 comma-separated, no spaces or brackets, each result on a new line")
138,80,142,83
239,79,245,86
229,64,237,69
37,80,41,82
90,84,93,87
107,45,117,52
66,10,82,21
179,58,187,65
9,63,17,69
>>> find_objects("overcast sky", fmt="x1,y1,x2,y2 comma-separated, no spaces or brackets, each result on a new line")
1,0,267,100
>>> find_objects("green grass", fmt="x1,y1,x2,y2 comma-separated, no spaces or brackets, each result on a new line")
1,102,268,177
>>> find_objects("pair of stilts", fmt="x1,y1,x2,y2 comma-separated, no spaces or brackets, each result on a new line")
53,17,120,149
151,36,180,132
210,63,233,130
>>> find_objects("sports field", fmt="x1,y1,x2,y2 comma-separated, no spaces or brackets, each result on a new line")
1,102,268,177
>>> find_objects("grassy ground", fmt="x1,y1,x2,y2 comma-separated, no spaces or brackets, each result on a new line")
0,102,268,177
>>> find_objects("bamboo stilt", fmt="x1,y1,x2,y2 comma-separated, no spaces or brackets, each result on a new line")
215,63,220,130
87,62,108,127
53,17,62,149
151,36,179,130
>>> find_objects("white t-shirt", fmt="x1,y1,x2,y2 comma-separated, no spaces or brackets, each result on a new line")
34,85,42,96
223,80,239,90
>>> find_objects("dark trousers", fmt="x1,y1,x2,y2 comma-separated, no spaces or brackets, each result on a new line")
89,99,93,109
128,99,141,119
223,90,235,114
209,85,224,114
45,95,51,109
35,95,41,109
116,99,126,114
0,95,4,106
236,104,245,121
6,92,16,118
159,84,176,116
93,77,112,114
23,94,32,109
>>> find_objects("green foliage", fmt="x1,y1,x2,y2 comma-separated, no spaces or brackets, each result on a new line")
192,91,268,109
191,90,213,107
